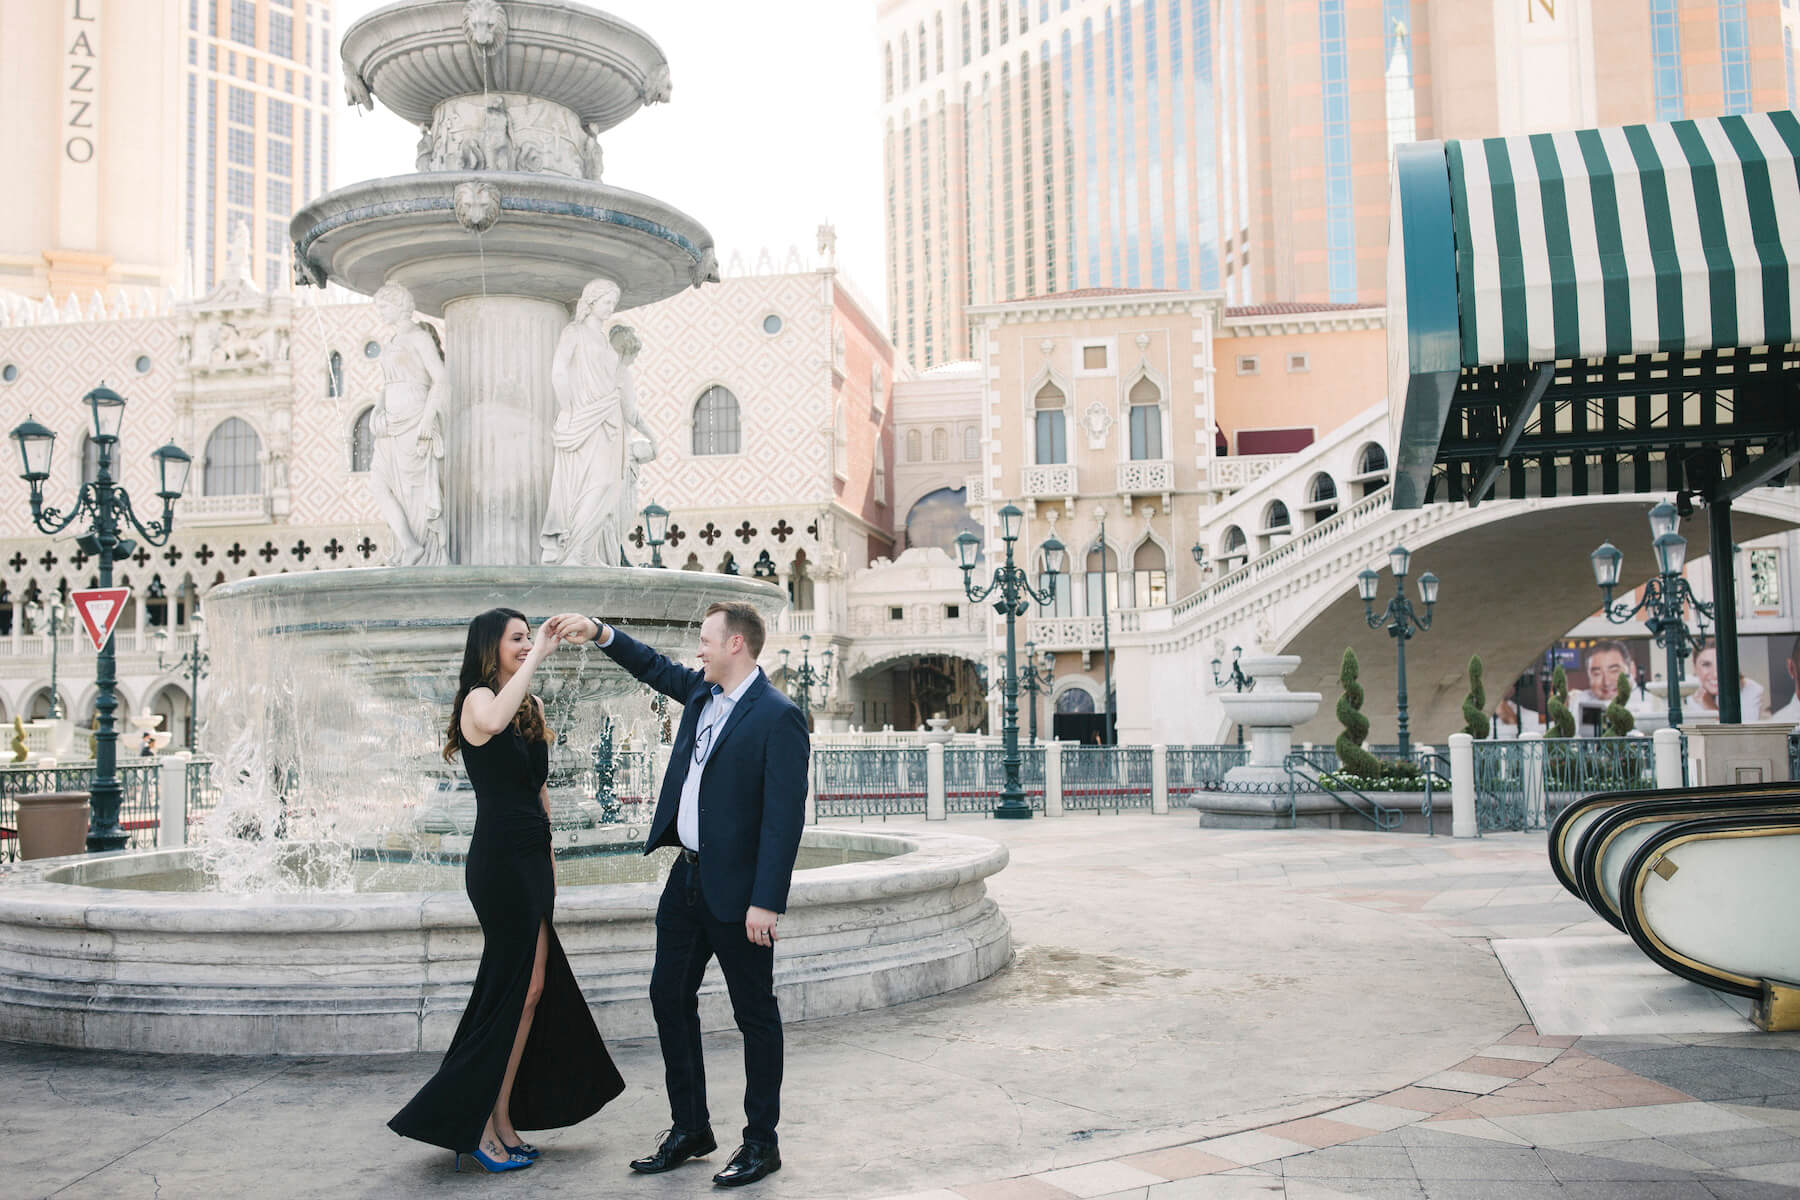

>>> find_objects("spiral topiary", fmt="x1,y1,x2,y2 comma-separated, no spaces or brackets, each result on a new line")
1602,673,1636,738
1336,647,1384,778
1547,664,1576,738
1462,654,1490,739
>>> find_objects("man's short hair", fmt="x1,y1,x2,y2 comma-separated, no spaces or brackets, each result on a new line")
1588,640,1633,665
706,601,766,659
1788,634,1800,668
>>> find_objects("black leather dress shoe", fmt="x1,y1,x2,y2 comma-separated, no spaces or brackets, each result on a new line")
711,1142,781,1187
629,1127,717,1174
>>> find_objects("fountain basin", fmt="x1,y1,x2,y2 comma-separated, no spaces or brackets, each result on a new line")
343,0,670,130
0,827,1011,1054
291,173,713,315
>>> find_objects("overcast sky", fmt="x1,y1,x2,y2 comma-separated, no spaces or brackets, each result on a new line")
332,0,887,319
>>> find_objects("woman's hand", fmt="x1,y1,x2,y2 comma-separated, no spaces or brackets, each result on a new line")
529,626,562,661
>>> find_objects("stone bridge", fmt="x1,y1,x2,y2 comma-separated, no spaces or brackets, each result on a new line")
1095,409,1800,747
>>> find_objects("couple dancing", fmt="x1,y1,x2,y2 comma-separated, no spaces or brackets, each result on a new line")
388,601,808,1187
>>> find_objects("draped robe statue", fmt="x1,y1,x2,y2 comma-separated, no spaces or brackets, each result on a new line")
540,279,658,567
369,283,448,566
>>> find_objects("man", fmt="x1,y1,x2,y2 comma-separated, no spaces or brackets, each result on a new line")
1774,636,1800,724
1568,641,1636,734
546,603,807,1187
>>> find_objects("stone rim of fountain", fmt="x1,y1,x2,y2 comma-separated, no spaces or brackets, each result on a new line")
292,174,714,315
343,0,671,130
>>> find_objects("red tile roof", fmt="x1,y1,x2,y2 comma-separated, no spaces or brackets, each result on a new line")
1224,301,1380,317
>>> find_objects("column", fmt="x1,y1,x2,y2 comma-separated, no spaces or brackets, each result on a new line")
1653,727,1684,790
1044,741,1064,816
926,742,945,820
1151,743,1168,814
441,294,569,565
1449,732,1476,839
158,750,191,849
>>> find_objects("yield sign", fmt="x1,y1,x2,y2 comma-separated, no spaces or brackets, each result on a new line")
71,587,131,652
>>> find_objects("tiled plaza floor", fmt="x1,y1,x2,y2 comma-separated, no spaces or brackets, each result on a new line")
6,816,1797,1199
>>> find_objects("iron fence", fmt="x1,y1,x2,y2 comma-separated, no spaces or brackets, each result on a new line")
1165,746,1249,803
1061,745,1153,812
1471,737,1658,832
944,746,1045,813
812,746,930,819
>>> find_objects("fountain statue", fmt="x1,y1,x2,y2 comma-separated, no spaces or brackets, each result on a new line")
0,0,1012,1055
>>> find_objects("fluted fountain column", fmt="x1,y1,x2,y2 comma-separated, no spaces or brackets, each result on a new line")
442,294,567,564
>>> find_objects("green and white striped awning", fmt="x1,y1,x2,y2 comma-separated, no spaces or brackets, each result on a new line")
1448,110,1800,364
1387,110,1800,509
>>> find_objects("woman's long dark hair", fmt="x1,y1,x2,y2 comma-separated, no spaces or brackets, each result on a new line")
443,607,553,760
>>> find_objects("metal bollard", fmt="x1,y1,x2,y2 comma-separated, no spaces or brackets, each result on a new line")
158,751,193,849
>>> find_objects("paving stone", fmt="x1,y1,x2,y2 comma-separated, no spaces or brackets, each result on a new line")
1115,1148,1237,1180
1275,1146,1416,1180
1324,1103,1425,1133
1610,1103,1763,1138
1191,1131,1315,1167
1263,1117,1380,1149
1727,1160,1800,1187
1403,1145,1557,1182
1142,1176,1286,1198
1552,1137,1718,1173
1415,1118,1531,1146
1534,1144,1707,1182
1034,1161,1167,1197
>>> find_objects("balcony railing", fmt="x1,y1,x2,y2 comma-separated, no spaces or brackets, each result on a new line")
776,610,816,635
179,492,271,525
1117,459,1173,496
1020,463,1078,499
1207,454,1290,491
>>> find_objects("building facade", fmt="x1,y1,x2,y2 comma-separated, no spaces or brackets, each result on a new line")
878,0,1796,368
0,0,338,305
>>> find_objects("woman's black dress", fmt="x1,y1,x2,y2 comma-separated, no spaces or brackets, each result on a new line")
389,724,624,1153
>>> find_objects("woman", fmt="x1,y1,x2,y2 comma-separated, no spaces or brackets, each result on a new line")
1691,644,1766,721
389,609,623,1171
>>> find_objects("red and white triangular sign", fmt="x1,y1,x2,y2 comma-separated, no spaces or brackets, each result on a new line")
71,587,131,652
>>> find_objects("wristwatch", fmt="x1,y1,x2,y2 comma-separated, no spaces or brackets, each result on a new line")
587,616,606,642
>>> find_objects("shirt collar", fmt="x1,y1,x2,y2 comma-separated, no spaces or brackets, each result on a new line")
710,666,762,706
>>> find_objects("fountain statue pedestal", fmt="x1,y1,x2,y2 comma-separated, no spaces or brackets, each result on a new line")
1201,655,1325,828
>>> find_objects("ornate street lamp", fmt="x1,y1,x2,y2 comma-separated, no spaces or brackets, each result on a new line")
1211,644,1253,746
641,501,669,568
1591,500,1717,730
23,599,69,719
779,633,833,724
153,611,209,751
1014,639,1056,745
11,387,191,850
956,504,1064,818
1358,544,1438,757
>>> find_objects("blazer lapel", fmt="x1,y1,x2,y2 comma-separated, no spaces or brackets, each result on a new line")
702,672,767,766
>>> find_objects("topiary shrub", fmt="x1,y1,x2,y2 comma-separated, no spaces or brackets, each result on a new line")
1547,664,1575,738
1335,647,1385,778
1462,654,1490,739
1602,673,1636,738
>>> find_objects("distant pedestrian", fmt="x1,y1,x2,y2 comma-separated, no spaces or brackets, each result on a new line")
138,733,156,757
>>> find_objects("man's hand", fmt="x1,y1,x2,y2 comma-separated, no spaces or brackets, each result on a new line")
745,906,779,948
545,613,602,645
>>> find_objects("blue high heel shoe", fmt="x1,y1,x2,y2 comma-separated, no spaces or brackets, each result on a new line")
454,1145,534,1173
503,1141,540,1160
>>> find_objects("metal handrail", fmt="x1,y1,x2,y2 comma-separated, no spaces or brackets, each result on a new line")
1415,750,1452,838
1284,753,1402,831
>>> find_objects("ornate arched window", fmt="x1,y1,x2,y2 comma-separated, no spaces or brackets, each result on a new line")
1305,472,1339,524
350,406,375,473
1127,376,1163,460
906,428,923,462
1033,381,1067,464
1129,541,1168,608
692,385,741,455
931,427,949,460
884,42,894,99
203,417,262,495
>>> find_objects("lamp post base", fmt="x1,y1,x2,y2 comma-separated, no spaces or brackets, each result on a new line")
993,800,1034,820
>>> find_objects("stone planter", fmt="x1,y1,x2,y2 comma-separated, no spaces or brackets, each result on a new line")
1192,788,1442,834
14,792,88,860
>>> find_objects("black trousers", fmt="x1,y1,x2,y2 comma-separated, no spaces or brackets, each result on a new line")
650,857,783,1146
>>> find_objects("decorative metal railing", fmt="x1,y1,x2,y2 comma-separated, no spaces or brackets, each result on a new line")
1471,737,1659,833
945,746,1045,813
812,746,929,819
1060,745,1153,811
1165,746,1249,804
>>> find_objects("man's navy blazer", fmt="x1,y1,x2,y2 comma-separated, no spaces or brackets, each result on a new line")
601,627,810,923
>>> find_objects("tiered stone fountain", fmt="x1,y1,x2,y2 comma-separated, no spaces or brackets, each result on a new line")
1198,654,1324,828
0,0,1011,1054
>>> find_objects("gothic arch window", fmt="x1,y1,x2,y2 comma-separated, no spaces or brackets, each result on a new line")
203,417,262,496
1262,500,1291,533
963,426,979,459
906,428,923,462
1034,380,1067,464
718,552,739,576
884,42,894,99
753,550,777,579
789,550,814,611
931,427,949,460
901,33,912,90
1127,376,1163,460
350,406,375,473
917,22,928,81
326,349,344,397
1220,525,1248,570
1129,540,1168,608
692,385,741,455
